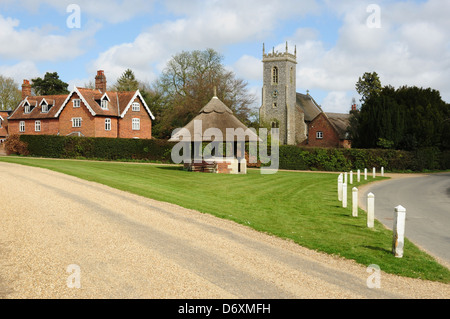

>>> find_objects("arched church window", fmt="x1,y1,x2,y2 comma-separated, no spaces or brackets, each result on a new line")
272,66,278,84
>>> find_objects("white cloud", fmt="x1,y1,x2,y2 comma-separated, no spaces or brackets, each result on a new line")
0,14,100,61
0,61,40,84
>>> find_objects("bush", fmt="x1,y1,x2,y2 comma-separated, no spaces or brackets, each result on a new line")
4,134,29,156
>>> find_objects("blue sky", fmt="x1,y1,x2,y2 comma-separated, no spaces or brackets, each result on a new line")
0,0,449,113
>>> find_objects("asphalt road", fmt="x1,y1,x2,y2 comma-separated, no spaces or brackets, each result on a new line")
362,173,450,265
0,162,449,299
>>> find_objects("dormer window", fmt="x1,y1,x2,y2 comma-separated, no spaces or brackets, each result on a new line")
101,99,108,110
24,102,31,113
42,103,48,113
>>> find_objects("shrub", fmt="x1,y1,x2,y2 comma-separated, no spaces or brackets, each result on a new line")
4,134,29,156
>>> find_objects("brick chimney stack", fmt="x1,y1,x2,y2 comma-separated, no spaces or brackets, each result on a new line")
22,80,31,99
95,70,107,93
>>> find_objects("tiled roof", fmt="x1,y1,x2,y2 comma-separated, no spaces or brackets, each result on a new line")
9,95,68,120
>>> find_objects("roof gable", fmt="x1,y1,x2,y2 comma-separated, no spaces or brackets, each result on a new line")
120,90,155,120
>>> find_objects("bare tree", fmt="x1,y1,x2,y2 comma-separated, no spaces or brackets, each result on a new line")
0,75,22,110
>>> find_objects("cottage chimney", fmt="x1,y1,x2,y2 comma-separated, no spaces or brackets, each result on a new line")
95,70,107,93
22,80,31,99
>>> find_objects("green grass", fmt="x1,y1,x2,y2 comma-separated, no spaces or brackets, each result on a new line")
1,156,449,283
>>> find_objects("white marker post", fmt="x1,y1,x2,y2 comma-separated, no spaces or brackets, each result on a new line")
357,169,361,182
392,205,406,258
338,174,343,202
364,168,367,180
373,167,376,178
352,187,358,217
381,167,384,177
344,172,348,185
342,183,347,208
367,192,375,228
350,171,353,184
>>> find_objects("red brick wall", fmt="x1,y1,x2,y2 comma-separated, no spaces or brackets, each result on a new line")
306,113,341,148
8,119,59,136
118,97,152,139
59,93,96,137
94,117,118,138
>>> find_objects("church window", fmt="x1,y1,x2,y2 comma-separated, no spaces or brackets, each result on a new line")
272,66,279,84
290,67,294,84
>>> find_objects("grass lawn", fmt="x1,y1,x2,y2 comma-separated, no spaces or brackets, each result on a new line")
1,156,449,283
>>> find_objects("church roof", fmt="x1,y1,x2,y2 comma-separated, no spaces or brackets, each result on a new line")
169,96,260,142
296,93,323,122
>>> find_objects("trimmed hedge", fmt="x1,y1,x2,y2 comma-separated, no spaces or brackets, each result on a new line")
278,145,449,172
18,135,174,163
14,135,450,171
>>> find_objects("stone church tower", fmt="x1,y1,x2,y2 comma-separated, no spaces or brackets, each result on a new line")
259,42,307,145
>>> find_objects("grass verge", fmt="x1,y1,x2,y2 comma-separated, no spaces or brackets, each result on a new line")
1,156,449,283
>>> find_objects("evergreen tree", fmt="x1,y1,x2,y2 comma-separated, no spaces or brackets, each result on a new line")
31,72,69,95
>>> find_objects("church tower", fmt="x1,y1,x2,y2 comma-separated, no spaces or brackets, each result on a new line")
259,42,300,145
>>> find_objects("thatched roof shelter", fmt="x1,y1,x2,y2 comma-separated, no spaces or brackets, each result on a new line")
169,95,260,142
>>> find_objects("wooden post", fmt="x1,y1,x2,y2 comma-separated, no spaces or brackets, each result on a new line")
338,174,343,202
364,168,367,180
373,167,376,178
357,169,361,182
352,187,358,217
367,192,375,228
392,205,406,258
342,183,347,208
349,171,353,184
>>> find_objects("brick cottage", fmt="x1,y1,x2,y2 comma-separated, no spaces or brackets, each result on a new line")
8,71,155,139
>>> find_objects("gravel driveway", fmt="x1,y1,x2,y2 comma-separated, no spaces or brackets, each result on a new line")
0,162,448,299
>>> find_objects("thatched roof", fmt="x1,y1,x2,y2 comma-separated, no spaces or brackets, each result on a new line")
296,92,323,122
169,96,260,142
325,112,351,140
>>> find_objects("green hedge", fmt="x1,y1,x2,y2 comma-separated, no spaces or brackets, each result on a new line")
16,135,449,171
278,145,449,172
19,135,174,163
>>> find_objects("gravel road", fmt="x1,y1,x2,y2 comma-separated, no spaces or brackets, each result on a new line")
0,162,448,299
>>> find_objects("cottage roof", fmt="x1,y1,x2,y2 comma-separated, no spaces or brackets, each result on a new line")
8,95,68,120
325,112,351,140
169,96,260,142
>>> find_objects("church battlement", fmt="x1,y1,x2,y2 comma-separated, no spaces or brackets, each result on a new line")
262,42,297,63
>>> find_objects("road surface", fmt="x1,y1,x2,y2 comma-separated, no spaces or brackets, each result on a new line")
361,172,450,266
0,162,448,299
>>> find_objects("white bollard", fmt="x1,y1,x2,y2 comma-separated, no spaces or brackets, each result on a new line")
381,167,384,177
367,192,375,228
338,174,343,202
357,169,361,182
342,183,347,208
350,171,353,184
364,168,367,180
344,172,348,185
352,187,358,217
373,167,376,178
392,205,406,258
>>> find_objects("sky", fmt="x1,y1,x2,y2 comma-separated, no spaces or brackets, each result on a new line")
0,0,449,114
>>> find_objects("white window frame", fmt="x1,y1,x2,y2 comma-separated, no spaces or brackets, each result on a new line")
35,120,41,132
24,103,31,114
105,118,111,131
132,118,140,131
72,117,82,128
19,121,25,132
132,102,140,111
73,99,81,108
42,103,48,113
101,99,108,110
316,131,323,139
